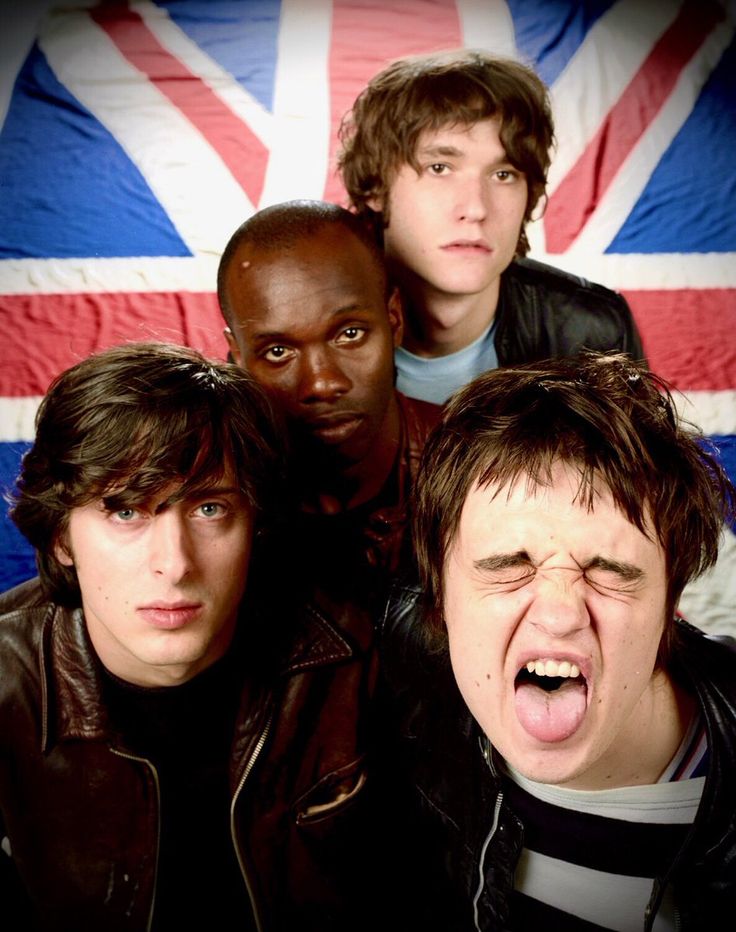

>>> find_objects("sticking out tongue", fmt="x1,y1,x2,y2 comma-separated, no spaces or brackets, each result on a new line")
515,677,587,743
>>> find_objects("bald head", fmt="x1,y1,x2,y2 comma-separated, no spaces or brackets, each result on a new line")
217,200,387,326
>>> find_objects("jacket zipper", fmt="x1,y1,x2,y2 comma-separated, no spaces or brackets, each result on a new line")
230,707,274,932
472,789,504,932
110,748,161,932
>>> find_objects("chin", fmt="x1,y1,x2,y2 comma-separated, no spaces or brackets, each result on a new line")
506,743,593,788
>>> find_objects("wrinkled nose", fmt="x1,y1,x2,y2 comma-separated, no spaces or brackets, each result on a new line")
299,347,351,403
525,573,590,638
149,512,193,583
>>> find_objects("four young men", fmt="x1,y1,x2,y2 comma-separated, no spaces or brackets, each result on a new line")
338,49,645,402
1,46,731,930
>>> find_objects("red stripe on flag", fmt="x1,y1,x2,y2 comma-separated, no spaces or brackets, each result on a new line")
91,4,268,207
2,288,733,396
324,0,462,204
624,288,736,391
0,292,226,396
544,0,724,254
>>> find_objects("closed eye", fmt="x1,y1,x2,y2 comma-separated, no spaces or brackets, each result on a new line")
584,559,645,595
474,554,536,590
586,572,642,595
486,569,536,590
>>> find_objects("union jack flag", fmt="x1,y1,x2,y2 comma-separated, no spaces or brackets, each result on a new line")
1,0,734,630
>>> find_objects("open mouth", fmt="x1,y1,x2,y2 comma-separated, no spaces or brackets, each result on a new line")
517,658,582,690
514,658,588,743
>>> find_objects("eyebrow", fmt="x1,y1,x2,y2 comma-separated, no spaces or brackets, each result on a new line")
418,144,464,159
584,556,645,582
473,551,532,572
417,144,512,166
472,552,645,582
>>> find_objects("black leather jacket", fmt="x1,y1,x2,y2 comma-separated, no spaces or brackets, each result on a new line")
494,258,645,365
0,577,407,932
382,581,736,931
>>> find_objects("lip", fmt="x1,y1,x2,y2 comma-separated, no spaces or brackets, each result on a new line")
137,601,203,630
441,239,492,254
305,413,365,444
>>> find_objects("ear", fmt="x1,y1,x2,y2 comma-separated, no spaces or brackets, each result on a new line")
53,536,74,567
387,287,404,348
366,194,384,213
224,327,243,367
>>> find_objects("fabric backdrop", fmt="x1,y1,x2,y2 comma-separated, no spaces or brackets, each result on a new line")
1,0,734,633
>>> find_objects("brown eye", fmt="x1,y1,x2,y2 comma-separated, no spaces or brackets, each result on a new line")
262,345,294,363
335,327,366,344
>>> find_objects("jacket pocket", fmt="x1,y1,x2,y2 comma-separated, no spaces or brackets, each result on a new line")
294,755,368,825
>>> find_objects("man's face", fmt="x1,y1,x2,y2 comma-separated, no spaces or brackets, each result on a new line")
376,118,527,326
57,472,253,687
224,227,402,466
443,461,669,790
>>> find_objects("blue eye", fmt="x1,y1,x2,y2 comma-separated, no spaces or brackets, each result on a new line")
198,502,224,518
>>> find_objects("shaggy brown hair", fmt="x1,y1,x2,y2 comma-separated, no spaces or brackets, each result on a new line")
413,352,735,662
338,49,554,256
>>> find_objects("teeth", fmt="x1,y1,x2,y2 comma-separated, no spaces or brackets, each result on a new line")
525,659,581,678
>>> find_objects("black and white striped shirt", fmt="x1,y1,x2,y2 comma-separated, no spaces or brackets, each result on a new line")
502,717,708,931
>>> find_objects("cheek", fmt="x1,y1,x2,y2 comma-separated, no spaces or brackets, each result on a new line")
249,369,299,408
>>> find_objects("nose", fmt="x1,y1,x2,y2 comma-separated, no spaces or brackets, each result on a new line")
148,511,194,583
299,347,351,404
525,571,590,639
457,174,488,223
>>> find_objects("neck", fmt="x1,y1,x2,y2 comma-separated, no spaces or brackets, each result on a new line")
398,277,500,357
564,669,696,790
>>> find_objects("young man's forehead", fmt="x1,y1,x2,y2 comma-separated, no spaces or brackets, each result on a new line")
413,115,504,149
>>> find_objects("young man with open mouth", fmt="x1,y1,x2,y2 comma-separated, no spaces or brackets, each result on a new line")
384,351,736,930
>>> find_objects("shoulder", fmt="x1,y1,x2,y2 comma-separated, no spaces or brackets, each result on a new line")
0,577,51,646
0,578,53,703
504,257,629,308
498,258,644,361
0,576,47,614
396,391,443,430
673,618,736,704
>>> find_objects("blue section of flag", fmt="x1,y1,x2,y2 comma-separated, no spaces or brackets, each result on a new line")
608,37,736,254
711,436,736,533
0,444,36,592
155,0,281,111
0,45,190,260
509,0,616,87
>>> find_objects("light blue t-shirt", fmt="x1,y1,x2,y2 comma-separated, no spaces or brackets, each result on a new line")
395,322,498,404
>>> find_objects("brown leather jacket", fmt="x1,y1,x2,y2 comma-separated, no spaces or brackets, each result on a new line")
363,390,442,575
0,577,405,932
0,393,440,932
